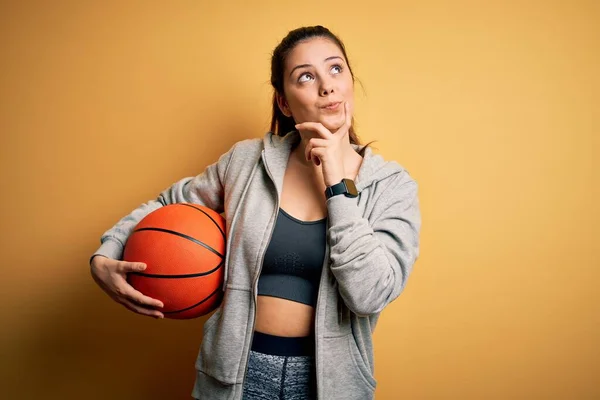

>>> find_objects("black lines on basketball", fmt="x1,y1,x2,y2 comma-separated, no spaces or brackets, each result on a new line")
133,227,224,259
181,203,226,241
130,260,223,279
162,286,222,315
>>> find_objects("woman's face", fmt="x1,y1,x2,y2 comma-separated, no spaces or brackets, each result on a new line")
280,37,354,132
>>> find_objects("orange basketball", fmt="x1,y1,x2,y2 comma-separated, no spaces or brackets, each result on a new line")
123,203,226,319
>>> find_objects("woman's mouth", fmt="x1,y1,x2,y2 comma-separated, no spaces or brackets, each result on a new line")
320,101,342,111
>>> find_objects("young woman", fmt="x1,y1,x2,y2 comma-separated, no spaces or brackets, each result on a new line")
90,25,421,400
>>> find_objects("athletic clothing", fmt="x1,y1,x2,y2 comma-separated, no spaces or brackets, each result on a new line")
257,208,326,307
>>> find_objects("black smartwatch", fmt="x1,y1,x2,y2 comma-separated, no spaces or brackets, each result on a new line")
325,178,359,199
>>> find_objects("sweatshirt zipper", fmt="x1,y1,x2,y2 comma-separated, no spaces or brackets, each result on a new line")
241,150,279,390
313,220,328,400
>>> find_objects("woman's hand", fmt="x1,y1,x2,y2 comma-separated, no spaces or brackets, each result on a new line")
295,101,352,187
90,256,164,319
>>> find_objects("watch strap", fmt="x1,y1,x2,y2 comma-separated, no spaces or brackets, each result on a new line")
325,178,358,199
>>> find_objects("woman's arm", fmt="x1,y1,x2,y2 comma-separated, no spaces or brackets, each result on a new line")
326,171,421,317
91,142,238,263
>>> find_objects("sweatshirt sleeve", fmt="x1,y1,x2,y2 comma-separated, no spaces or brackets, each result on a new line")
90,143,238,264
326,171,421,316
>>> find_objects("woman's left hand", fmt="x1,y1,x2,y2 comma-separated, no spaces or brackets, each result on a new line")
295,101,352,187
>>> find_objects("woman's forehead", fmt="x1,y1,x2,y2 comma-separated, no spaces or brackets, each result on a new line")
285,37,344,69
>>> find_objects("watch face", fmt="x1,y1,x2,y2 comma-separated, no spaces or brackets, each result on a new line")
342,178,358,196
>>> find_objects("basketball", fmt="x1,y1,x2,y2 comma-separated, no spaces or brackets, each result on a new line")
123,203,226,319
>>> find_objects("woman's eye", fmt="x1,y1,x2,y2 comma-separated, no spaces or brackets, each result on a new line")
331,65,343,74
299,73,313,83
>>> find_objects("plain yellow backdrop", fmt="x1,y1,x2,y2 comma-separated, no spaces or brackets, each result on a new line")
0,1,597,399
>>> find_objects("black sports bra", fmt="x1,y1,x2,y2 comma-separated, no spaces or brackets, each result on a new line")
257,208,327,307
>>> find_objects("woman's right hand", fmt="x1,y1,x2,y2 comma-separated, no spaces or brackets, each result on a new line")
90,255,164,319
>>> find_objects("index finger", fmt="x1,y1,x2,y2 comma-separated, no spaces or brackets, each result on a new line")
117,260,147,273
295,122,331,138
344,101,352,129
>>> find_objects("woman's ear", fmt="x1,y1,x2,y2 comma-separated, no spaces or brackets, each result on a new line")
276,93,292,117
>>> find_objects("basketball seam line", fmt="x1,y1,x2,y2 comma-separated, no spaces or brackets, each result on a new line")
132,227,224,258
130,260,223,279
162,286,222,314
180,203,226,241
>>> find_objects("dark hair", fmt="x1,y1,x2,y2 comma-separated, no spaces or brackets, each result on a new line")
269,25,374,155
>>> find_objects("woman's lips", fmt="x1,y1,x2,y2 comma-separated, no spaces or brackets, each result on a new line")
321,101,342,111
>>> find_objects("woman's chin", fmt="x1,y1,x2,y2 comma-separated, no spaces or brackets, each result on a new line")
320,115,345,131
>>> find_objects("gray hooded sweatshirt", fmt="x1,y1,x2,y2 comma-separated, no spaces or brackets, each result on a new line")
92,130,421,399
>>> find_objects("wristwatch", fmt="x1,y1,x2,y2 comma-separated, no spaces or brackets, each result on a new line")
325,178,359,199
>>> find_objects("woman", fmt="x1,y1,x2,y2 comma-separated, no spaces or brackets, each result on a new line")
90,25,421,400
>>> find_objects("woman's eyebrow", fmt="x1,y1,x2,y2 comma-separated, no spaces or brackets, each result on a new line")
289,56,344,78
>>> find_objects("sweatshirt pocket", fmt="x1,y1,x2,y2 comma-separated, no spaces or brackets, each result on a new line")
202,307,222,334
322,333,376,399
195,288,251,385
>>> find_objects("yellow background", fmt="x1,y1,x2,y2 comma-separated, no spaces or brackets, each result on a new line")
0,1,597,399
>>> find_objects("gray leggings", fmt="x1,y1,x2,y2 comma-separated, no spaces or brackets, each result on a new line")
242,331,317,400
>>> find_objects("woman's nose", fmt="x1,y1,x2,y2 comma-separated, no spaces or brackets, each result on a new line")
320,84,334,96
